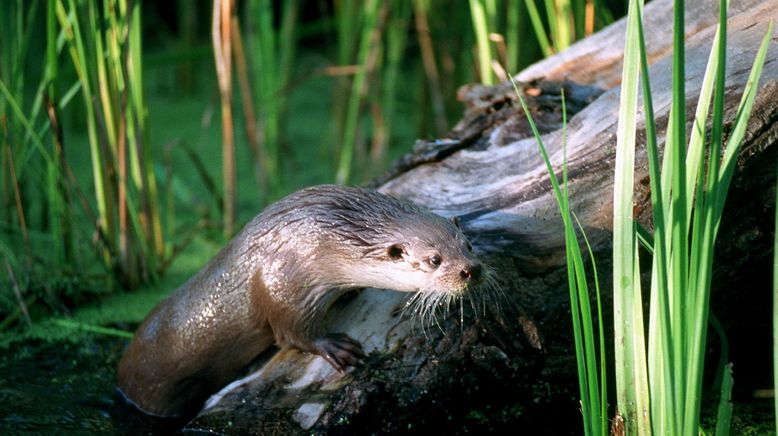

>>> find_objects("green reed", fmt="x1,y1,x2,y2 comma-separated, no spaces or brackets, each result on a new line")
469,0,497,84
512,0,770,433
55,0,163,288
334,0,380,185
212,0,236,235
467,0,607,81
244,0,299,194
613,0,771,433
510,79,607,436
1,0,46,260
371,0,412,164
1,0,163,318
0,0,75,318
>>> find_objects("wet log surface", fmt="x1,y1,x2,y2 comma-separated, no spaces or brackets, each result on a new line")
187,0,777,433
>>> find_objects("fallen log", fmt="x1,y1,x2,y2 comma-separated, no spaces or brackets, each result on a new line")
188,0,778,433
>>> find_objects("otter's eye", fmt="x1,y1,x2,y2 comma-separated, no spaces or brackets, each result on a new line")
388,244,404,260
428,255,442,268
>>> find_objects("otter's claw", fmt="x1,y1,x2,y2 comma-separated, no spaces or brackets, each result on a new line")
313,333,366,372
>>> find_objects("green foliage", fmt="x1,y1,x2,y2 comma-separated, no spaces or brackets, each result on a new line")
474,0,610,84
0,0,82,321
54,0,163,288
515,0,771,434
0,1,620,329
1,0,167,324
613,0,772,434
334,0,380,184
245,0,299,194
510,79,607,436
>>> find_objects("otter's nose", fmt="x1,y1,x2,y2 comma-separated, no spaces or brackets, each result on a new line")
460,264,482,282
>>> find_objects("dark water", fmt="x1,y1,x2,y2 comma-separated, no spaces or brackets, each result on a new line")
0,335,182,435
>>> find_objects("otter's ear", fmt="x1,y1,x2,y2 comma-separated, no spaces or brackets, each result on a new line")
451,216,462,229
387,244,404,260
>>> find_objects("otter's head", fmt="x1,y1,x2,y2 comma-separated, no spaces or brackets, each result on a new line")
310,186,485,296
338,202,484,297
379,214,483,296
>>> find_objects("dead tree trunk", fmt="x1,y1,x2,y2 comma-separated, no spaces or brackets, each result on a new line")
188,0,778,433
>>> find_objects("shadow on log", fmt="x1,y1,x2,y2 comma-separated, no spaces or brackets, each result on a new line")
188,0,777,433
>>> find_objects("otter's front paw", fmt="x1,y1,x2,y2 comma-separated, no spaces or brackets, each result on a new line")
313,333,365,372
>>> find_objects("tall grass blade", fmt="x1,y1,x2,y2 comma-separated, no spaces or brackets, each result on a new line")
543,0,558,49
377,0,412,161
213,0,236,236
232,16,260,189
506,0,520,73
554,0,572,50
690,18,772,436
668,0,689,423
715,363,733,436
573,211,608,434
128,0,163,263
335,0,379,185
46,0,73,267
468,0,493,84
413,0,447,135
525,0,553,56
636,19,674,436
683,0,727,432
57,0,112,245
509,77,605,436
250,0,277,191
613,0,650,432
0,81,52,162
714,20,773,233
247,0,298,193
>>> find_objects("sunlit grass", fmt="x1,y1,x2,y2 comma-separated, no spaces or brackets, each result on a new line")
513,0,771,433
510,78,607,436
613,0,772,433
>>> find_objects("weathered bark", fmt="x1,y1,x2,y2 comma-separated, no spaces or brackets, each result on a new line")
188,0,778,433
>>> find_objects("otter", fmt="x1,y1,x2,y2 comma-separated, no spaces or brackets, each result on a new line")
117,185,484,418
